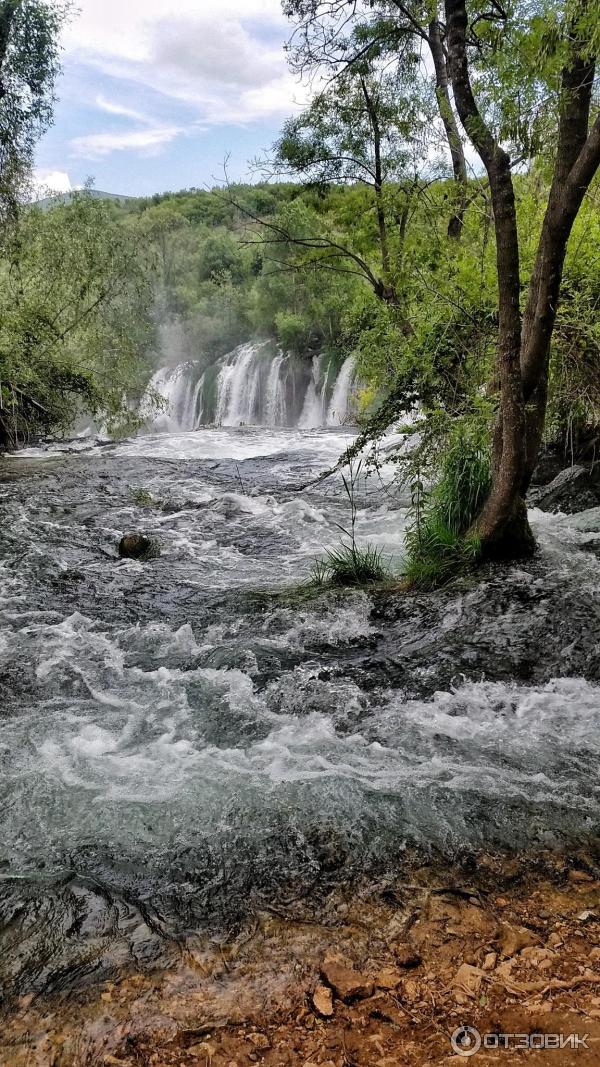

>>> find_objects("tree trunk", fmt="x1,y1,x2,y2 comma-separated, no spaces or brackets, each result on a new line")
445,0,531,556
360,76,393,287
519,43,597,490
389,1,468,237
445,0,600,560
428,16,468,239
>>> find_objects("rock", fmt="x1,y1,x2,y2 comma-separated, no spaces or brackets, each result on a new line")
320,960,374,1002
188,1043,216,1059
374,967,403,991
392,943,422,969
452,963,484,1004
482,952,497,972
118,533,160,561
528,464,600,514
312,983,334,1017
367,993,406,1027
400,977,420,1002
248,1033,270,1049
520,946,555,966
531,449,570,487
568,869,594,883
499,922,539,957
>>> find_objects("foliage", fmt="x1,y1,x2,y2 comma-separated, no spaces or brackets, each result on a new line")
275,60,427,188
123,170,600,454
0,0,68,221
403,418,492,587
311,542,389,586
0,193,155,446
131,487,161,507
14,163,598,459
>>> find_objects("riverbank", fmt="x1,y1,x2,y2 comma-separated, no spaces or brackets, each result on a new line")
2,849,599,1065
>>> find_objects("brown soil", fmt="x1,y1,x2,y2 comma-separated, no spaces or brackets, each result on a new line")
3,852,600,1067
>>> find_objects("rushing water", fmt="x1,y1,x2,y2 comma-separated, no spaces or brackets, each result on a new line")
1,425,600,1000
145,342,357,431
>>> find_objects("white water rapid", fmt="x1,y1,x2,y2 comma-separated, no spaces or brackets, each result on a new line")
2,420,600,1003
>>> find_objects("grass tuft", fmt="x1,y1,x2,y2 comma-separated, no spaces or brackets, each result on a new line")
311,541,389,587
310,456,392,588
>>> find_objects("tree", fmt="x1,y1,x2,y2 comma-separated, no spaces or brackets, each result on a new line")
274,62,429,303
443,0,600,556
0,0,67,222
283,0,470,237
0,193,155,447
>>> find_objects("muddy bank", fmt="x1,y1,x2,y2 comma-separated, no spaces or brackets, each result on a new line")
2,851,600,1066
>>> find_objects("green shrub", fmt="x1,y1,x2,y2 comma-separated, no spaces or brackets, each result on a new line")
403,424,491,588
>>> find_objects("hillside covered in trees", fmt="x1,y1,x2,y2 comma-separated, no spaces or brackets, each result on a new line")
9,169,599,462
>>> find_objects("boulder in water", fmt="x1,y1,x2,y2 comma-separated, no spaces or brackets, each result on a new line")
528,465,600,513
531,448,570,486
118,533,160,561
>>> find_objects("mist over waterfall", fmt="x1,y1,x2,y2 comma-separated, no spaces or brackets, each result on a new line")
145,340,357,431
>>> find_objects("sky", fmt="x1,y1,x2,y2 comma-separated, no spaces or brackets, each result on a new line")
34,0,306,198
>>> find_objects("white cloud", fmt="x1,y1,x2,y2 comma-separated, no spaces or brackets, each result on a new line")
95,95,154,125
62,0,303,136
62,0,285,58
33,169,72,194
71,126,184,160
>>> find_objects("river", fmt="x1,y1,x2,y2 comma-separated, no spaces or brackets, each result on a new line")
1,425,599,1005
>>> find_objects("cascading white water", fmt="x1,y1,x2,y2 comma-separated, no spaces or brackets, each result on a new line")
144,366,195,432
298,355,325,429
263,351,287,426
219,342,263,425
144,342,358,431
191,372,206,427
326,356,355,426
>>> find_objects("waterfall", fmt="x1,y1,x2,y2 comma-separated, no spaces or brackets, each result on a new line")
326,356,355,426
298,355,325,429
264,351,287,426
219,343,261,425
143,342,358,431
144,366,197,432
191,372,206,427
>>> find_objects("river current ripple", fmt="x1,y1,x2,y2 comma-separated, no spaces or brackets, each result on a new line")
0,427,599,997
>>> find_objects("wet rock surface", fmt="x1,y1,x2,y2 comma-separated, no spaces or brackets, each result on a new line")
118,532,160,560
528,464,600,513
3,855,600,1067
